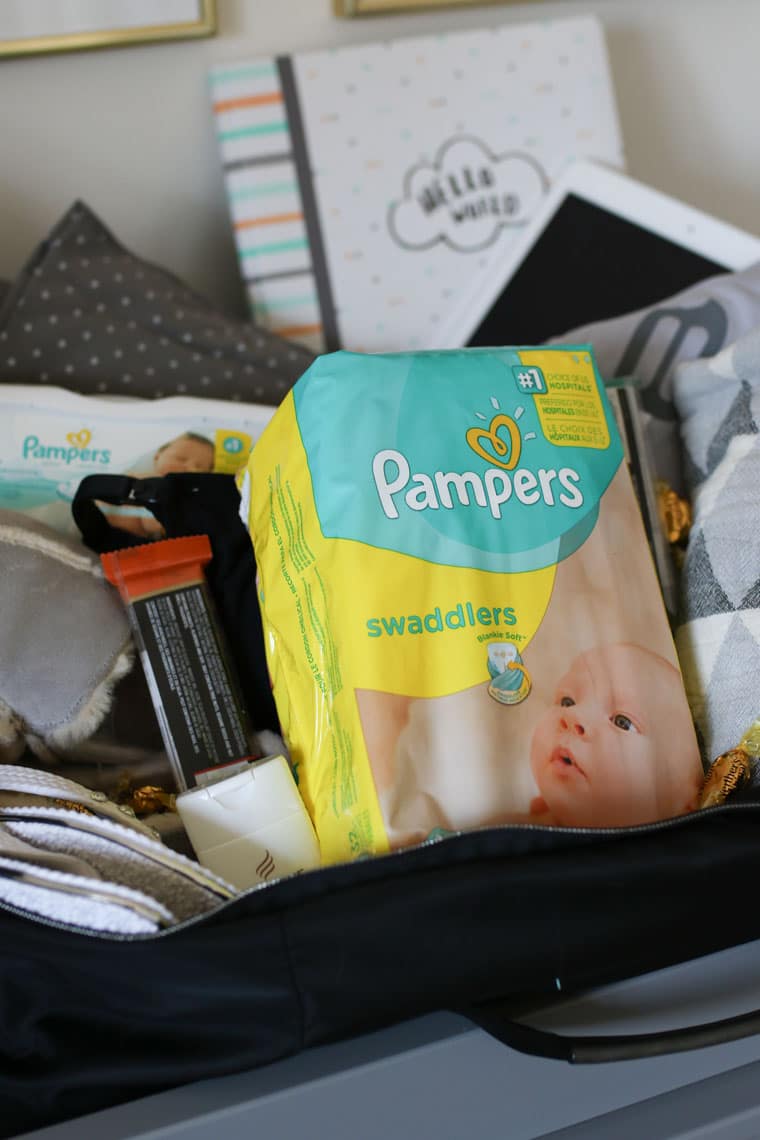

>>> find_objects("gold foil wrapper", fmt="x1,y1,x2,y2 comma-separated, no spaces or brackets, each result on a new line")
112,771,177,816
126,786,177,816
699,748,751,808
656,481,692,546
739,719,760,759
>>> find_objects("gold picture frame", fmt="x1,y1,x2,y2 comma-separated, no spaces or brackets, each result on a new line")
335,0,512,14
0,0,216,59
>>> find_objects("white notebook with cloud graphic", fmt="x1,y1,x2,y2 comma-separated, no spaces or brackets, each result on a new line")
210,15,623,355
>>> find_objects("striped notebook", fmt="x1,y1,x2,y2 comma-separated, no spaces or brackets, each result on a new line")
210,15,623,355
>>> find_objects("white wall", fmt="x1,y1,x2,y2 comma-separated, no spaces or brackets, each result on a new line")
1,0,759,319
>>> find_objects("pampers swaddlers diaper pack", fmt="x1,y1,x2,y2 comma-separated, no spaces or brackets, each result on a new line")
246,348,703,865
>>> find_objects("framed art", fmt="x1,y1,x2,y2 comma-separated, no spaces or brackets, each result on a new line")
335,0,511,14
0,0,216,58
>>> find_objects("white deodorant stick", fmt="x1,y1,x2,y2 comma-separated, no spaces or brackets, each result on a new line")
176,755,321,890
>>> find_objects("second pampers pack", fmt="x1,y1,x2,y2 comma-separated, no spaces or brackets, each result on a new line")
0,385,273,539
246,348,701,864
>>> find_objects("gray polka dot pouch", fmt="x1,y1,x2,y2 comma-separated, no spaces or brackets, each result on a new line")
0,201,314,402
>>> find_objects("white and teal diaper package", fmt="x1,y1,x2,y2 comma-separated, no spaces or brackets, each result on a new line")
246,347,703,864
0,385,273,538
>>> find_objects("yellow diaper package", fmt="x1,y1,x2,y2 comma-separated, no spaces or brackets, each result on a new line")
246,348,702,865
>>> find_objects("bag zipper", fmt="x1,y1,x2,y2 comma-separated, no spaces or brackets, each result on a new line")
3,798,760,941
162,797,760,930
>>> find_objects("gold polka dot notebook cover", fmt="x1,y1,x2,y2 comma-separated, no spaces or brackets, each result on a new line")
209,15,624,357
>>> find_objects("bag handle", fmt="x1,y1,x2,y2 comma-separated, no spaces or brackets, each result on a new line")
461,1001,760,1062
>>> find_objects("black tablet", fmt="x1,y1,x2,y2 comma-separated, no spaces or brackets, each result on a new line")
433,161,760,348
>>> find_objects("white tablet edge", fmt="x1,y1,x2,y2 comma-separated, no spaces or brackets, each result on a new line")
430,159,760,350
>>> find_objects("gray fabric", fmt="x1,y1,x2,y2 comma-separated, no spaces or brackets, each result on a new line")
0,822,101,880
0,201,314,402
0,762,161,840
672,326,760,767
554,261,760,492
0,851,170,935
1,810,231,923
0,510,132,757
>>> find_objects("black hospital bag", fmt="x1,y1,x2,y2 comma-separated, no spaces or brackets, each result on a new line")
4,801,760,1137
3,474,760,1136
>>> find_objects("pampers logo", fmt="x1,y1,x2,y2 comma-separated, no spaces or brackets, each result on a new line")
293,348,620,575
22,428,111,465
372,401,583,522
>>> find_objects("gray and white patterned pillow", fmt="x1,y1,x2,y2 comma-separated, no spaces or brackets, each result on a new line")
555,261,760,493
673,326,760,767
0,201,313,403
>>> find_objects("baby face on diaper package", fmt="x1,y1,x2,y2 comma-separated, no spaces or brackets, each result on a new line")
246,347,702,865
0,385,273,539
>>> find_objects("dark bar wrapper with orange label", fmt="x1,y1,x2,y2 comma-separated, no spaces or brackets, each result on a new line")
101,536,256,792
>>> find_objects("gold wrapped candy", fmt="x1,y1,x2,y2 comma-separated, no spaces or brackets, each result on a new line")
656,480,692,547
126,786,177,816
699,747,752,808
739,718,760,759
112,772,177,817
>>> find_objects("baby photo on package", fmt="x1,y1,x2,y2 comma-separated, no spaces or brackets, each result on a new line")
247,347,702,864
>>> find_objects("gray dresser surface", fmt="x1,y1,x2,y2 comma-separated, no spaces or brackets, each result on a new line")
17,939,760,1140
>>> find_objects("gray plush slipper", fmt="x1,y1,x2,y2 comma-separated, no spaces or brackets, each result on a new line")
0,510,133,762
